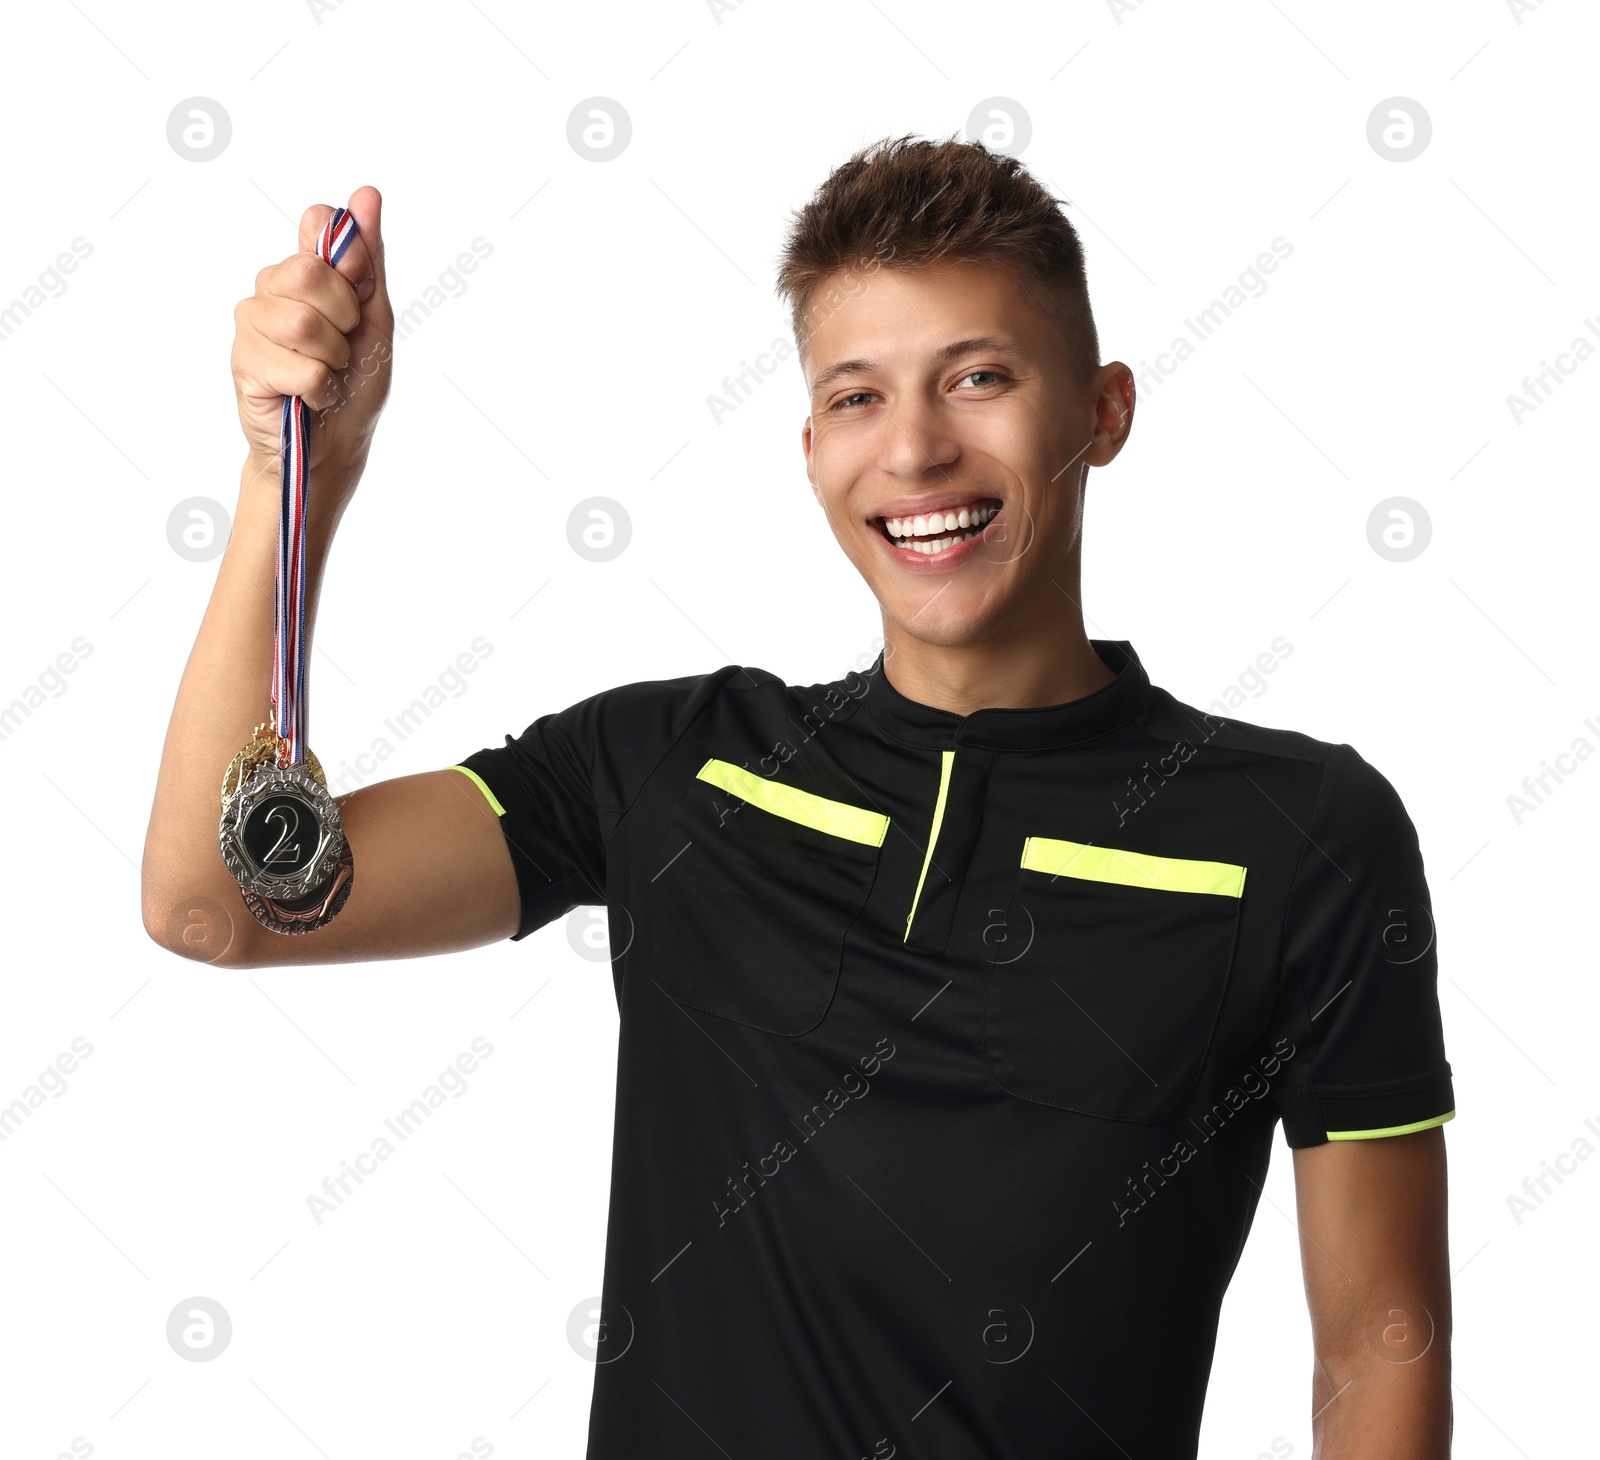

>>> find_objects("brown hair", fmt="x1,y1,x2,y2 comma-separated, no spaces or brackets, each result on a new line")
774,132,1101,388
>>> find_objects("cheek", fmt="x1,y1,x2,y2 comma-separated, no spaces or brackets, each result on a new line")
808,437,862,513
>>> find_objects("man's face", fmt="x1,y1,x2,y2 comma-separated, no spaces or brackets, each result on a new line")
800,259,1131,649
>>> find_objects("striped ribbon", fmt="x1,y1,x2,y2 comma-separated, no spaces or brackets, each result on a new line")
272,205,358,766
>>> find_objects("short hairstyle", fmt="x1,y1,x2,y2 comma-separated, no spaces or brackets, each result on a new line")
774,132,1101,389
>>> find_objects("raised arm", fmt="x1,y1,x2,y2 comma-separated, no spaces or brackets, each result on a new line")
1292,1128,1452,1458
140,186,520,968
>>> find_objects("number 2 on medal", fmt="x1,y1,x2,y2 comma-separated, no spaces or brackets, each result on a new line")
263,803,301,865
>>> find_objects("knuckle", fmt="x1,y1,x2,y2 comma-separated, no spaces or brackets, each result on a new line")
285,252,323,291
283,300,321,346
300,360,334,402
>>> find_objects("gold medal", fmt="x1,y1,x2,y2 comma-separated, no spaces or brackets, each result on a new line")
221,722,325,810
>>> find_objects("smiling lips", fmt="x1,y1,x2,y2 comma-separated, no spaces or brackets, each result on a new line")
874,497,1003,559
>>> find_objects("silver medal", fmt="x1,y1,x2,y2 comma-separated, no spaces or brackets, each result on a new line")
219,759,347,901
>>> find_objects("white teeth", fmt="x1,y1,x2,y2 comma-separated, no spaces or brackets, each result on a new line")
883,503,997,541
907,528,981,554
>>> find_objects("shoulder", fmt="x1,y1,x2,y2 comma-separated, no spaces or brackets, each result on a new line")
1141,688,1423,866
555,661,815,755
600,660,862,718
577,662,756,721
1141,685,1336,766
1146,687,1410,801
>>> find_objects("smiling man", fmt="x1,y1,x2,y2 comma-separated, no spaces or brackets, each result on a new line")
145,137,1455,1458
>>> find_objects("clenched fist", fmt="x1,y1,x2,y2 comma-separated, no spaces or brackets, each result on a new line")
231,184,394,490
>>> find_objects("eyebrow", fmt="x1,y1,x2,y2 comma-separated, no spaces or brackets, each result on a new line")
808,335,1029,396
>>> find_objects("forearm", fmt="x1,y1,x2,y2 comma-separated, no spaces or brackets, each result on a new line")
1311,1344,1451,1458
139,450,357,953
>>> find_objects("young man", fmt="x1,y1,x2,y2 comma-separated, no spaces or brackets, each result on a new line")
144,137,1455,1457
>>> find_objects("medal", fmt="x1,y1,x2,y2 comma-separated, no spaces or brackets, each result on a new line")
217,206,359,935
219,720,351,934
220,721,321,809
219,744,353,934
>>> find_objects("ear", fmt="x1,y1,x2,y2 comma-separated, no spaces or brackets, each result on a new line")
801,417,821,503
1081,363,1136,469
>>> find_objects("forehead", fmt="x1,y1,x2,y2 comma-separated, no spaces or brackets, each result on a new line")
802,259,1044,387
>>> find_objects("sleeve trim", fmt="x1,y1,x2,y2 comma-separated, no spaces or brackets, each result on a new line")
448,764,506,817
1325,1109,1454,1141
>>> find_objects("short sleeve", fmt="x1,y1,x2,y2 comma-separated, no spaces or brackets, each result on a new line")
1266,743,1456,1148
449,669,733,941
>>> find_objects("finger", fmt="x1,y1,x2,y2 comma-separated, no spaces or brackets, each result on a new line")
234,327,344,411
344,185,386,298
297,202,334,254
262,251,361,334
241,294,353,372
295,199,374,302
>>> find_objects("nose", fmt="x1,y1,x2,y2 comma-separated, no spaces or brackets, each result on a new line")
876,389,961,484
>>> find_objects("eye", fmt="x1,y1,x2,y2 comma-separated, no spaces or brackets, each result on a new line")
956,369,1005,390
829,390,875,412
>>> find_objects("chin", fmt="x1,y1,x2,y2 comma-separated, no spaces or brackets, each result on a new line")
879,589,1006,650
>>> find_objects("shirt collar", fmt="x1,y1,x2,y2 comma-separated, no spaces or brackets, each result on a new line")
860,638,1155,751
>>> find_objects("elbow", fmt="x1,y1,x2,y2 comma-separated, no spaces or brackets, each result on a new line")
141,885,253,968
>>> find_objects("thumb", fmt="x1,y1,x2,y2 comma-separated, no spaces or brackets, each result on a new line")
345,185,386,302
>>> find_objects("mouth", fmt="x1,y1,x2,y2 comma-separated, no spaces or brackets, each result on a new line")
873,496,1005,555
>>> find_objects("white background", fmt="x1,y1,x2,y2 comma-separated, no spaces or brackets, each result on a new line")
1,1,1593,1457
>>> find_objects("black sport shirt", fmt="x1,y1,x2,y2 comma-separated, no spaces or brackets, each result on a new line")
449,639,1455,1459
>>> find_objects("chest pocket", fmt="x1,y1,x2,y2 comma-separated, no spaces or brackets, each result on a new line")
643,758,887,1036
982,836,1246,1122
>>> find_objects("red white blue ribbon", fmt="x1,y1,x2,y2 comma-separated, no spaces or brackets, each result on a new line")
272,205,358,766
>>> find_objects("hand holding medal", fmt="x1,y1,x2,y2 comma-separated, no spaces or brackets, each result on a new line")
218,207,359,934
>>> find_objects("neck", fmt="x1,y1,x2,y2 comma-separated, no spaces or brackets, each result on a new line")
878,572,1117,717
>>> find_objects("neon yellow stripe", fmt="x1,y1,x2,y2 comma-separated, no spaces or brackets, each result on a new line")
1326,1110,1455,1141
448,764,505,816
903,749,955,942
696,758,888,847
1020,836,1246,898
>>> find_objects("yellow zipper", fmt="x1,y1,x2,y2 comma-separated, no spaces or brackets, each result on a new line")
903,749,955,941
